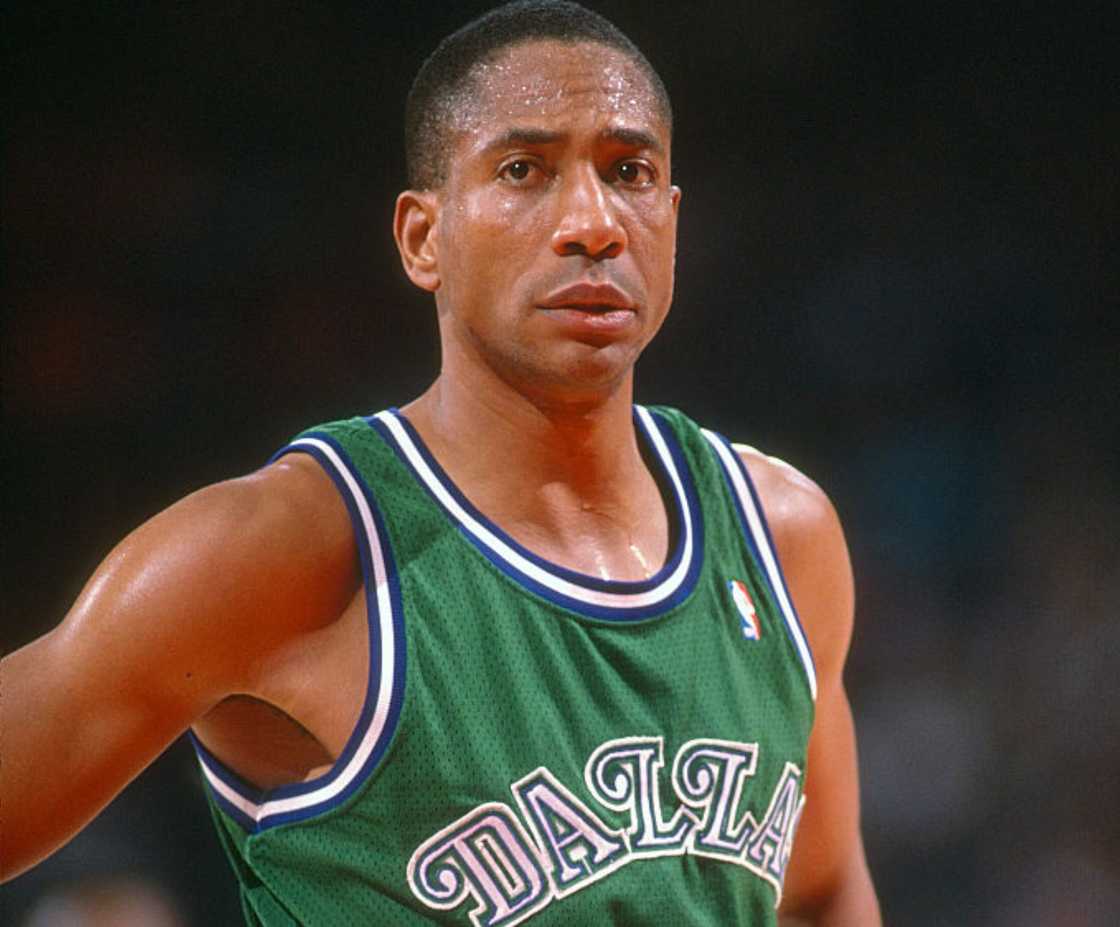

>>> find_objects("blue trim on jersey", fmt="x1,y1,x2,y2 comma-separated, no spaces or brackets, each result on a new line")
376,408,682,594
705,432,818,684
187,731,266,832
190,434,407,833
365,407,704,622
648,408,706,611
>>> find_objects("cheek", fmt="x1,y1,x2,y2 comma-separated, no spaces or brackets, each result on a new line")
631,200,678,275
439,195,536,316
449,192,536,265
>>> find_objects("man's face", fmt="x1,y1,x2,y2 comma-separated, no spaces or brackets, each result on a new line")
427,39,680,406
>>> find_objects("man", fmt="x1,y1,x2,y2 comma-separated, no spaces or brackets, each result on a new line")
1,2,880,923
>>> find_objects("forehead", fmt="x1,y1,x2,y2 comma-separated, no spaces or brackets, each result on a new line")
450,39,666,138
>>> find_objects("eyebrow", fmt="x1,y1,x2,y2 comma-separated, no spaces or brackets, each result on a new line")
480,128,565,154
601,127,663,155
479,126,664,156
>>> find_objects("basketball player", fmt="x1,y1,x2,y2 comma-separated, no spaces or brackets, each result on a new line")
1,3,880,923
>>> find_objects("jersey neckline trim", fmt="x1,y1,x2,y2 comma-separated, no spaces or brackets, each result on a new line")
190,433,407,832
366,405,704,621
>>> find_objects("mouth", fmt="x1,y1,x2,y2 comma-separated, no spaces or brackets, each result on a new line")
537,281,637,314
534,305,637,340
540,304,634,315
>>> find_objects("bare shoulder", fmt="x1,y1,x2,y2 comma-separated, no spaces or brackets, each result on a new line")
0,453,359,881
162,453,356,600
732,444,854,678
732,444,839,552
55,452,358,703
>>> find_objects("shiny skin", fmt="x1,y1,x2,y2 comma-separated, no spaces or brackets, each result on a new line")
396,40,680,409
2,37,879,926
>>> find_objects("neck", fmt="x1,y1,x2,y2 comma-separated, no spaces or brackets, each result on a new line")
400,363,669,581
403,366,642,505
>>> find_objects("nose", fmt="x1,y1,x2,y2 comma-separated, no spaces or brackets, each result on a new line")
550,164,627,260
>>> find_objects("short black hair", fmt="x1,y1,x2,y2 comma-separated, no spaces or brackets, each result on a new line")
405,0,672,190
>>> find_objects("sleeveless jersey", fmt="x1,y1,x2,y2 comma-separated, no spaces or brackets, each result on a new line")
192,405,817,926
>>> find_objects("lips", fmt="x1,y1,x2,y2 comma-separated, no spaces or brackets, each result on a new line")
537,281,637,313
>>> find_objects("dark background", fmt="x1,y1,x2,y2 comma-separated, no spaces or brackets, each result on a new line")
4,2,1118,924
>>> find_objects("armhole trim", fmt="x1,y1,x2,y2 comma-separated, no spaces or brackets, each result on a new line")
700,430,818,701
190,433,407,832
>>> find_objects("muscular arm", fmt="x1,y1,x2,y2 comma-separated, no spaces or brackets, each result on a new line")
736,447,880,926
0,456,355,882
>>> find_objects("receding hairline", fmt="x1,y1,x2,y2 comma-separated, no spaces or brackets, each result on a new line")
406,26,672,190
436,38,671,147
458,36,670,117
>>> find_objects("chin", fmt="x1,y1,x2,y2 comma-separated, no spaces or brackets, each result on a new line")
518,347,639,407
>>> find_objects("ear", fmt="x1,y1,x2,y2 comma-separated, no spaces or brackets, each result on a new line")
670,184,682,215
393,189,440,292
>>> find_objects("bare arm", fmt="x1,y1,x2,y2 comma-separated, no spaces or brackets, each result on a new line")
736,447,880,926
0,456,355,882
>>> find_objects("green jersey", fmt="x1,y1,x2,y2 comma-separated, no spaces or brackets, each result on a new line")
193,405,817,925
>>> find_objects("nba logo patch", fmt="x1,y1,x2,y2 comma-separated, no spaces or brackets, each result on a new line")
729,579,761,640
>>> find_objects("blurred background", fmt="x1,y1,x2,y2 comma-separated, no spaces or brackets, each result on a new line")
4,2,1117,924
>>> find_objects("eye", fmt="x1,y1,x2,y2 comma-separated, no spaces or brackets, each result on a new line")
613,160,655,187
498,159,542,185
